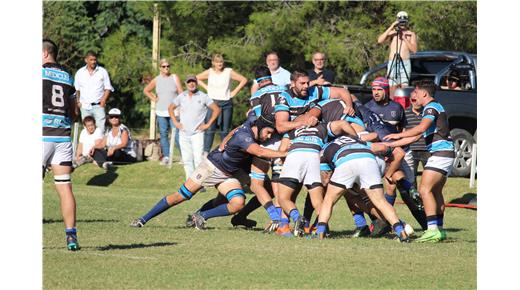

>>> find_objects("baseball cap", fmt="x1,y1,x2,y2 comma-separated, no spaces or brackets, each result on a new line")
108,108,121,116
185,75,197,83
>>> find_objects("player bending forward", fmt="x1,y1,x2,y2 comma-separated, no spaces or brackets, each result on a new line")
130,117,286,229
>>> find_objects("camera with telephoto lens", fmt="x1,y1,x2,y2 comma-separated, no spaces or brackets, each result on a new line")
395,11,409,31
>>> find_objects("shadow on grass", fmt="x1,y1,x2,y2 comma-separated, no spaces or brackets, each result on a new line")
43,218,119,224
96,242,176,251
449,193,477,205
86,167,119,187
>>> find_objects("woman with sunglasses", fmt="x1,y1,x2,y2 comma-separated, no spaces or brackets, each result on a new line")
143,58,184,165
91,108,137,169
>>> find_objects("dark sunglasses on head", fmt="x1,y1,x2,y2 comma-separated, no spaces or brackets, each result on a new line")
161,65,170,68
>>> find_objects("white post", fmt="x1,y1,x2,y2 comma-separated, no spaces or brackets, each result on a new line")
72,122,79,157
168,126,176,169
469,143,477,188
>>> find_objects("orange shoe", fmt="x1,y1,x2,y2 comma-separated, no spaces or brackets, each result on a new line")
304,224,316,235
275,224,293,237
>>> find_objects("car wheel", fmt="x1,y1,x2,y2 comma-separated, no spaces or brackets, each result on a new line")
450,128,475,177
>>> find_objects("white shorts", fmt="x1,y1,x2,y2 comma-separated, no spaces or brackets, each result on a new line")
375,156,386,175
330,157,383,190
190,158,241,187
280,151,321,186
42,142,73,167
424,155,454,176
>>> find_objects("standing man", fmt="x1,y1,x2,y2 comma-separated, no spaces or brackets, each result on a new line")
144,59,184,165
307,51,336,87
169,76,221,179
42,39,80,251
251,51,291,94
385,80,455,242
377,11,417,92
74,51,114,132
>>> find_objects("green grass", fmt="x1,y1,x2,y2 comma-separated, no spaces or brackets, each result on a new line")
43,161,477,289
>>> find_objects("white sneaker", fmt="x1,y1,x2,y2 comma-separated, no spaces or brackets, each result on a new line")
102,161,113,170
160,157,169,166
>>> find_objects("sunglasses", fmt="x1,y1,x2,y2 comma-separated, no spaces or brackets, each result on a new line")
161,65,170,68
109,115,120,119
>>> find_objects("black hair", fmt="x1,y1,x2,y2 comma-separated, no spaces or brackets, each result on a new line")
415,79,436,97
82,115,96,125
254,65,272,80
290,69,309,81
85,50,97,58
42,39,58,59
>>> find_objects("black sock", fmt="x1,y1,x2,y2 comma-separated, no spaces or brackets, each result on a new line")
303,193,314,222
235,195,261,219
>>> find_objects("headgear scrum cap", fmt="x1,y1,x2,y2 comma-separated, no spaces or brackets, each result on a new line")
371,77,390,96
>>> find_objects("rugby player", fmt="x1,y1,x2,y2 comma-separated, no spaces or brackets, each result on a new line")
130,117,287,229
42,39,80,251
317,135,411,242
384,79,455,242
276,120,357,237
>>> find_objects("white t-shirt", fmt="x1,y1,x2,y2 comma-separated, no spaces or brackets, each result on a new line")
79,127,103,156
208,68,232,101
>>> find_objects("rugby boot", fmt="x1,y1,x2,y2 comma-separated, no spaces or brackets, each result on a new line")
351,225,371,238
231,215,257,229
275,224,293,237
416,228,443,243
130,218,145,228
293,216,307,237
440,228,447,241
263,220,280,234
370,219,391,238
191,212,207,230
66,234,80,251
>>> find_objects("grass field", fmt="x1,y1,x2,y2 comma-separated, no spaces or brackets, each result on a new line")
43,160,477,289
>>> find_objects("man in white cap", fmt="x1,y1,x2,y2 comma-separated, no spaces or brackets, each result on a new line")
377,11,417,91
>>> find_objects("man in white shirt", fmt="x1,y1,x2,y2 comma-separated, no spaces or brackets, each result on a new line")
169,76,221,179
74,51,114,132
74,116,103,168
250,51,291,94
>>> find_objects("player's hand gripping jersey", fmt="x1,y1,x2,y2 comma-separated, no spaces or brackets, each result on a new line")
42,63,76,142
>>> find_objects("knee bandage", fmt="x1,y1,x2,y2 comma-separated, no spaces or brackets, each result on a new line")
225,188,245,202
249,172,266,181
54,174,71,184
178,184,195,200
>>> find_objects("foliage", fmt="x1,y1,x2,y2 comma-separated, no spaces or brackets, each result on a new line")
43,1,477,129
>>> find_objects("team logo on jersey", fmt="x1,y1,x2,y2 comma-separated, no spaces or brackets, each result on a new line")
391,111,397,118
245,137,253,143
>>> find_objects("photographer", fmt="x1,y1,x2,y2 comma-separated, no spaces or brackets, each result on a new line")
377,11,417,91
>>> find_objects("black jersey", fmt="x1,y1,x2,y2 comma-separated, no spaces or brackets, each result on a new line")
320,135,374,171
315,99,365,128
286,122,333,154
42,62,76,142
250,83,290,124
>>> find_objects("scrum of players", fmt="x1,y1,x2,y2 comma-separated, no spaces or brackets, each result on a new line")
131,64,455,244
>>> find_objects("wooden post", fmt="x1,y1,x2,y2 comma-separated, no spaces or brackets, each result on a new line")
150,3,160,139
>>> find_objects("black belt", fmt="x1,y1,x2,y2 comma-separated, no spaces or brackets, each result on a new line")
90,102,101,106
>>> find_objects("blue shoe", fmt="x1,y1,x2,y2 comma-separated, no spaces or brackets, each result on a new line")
66,235,79,251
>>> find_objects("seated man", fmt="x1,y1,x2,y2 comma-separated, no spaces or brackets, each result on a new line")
130,117,287,229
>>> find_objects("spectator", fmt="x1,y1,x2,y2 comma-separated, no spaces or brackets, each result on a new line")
74,116,103,168
74,50,114,133
251,51,291,94
143,58,184,165
169,75,221,179
196,54,247,155
42,39,80,250
377,11,417,91
307,51,336,87
92,108,137,169
441,71,462,91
